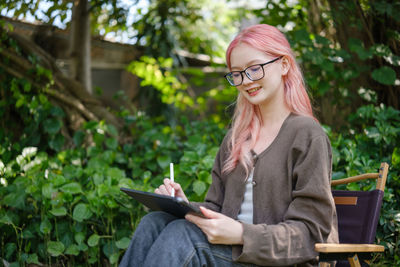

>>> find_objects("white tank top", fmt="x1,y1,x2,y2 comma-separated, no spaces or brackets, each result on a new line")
237,168,254,224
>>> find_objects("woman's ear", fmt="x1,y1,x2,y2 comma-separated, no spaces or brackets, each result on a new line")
281,57,290,76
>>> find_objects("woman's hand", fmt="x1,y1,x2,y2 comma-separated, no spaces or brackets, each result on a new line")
154,178,188,203
185,207,244,245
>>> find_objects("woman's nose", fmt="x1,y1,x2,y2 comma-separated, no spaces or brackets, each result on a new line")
242,73,253,85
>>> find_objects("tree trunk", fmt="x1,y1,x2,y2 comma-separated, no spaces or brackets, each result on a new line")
69,0,92,94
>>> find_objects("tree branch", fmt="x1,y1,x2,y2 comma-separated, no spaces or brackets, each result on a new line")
46,89,99,121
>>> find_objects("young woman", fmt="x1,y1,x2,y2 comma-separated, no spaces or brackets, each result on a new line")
119,24,338,267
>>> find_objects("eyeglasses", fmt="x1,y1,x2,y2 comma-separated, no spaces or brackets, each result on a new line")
224,56,282,86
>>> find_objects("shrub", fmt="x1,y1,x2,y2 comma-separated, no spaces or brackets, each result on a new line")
327,104,400,266
0,115,226,266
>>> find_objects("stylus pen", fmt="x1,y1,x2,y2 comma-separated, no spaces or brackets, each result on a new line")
170,163,175,197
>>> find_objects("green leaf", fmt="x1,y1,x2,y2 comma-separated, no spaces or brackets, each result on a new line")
93,173,104,185
3,191,26,209
97,184,108,197
293,28,312,46
50,207,67,217
16,97,26,108
5,243,16,259
49,134,65,151
193,180,206,196
110,253,120,264
47,241,65,257
105,138,118,150
392,147,400,166
116,237,131,249
197,170,210,182
65,244,80,256
0,214,13,225
60,182,83,195
50,106,65,118
73,203,92,222
26,253,40,264
40,219,52,234
43,118,62,134
157,155,171,169
22,81,31,92
118,178,135,189
77,242,88,251
73,130,85,147
106,124,118,137
371,66,396,85
332,171,346,180
48,173,66,186
347,38,373,60
75,232,85,244
102,242,118,258
88,234,100,247
347,182,361,191
39,94,48,104
42,184,57,198
181,151,199,162
107,167,126,181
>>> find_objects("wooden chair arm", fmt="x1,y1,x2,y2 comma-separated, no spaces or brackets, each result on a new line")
331,173,379,186
315,243,385,253
331,162,389,191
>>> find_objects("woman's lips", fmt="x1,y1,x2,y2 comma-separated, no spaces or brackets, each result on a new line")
246,87,261,96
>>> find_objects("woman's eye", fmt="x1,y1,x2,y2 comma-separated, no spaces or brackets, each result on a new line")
232,73,241,78
249,66,261,72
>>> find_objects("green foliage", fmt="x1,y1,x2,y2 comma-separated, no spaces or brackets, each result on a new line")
1,1,400,266
133,0,240,59
127,56,194,110
0,0,131,35
0,26,65,163
255,0,400,119
127,55,237,124
0,114,225,265
327,104,400,266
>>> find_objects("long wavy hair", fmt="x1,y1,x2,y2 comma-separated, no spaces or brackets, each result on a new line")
222,24,315,176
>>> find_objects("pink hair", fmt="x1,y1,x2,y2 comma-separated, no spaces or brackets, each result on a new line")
222,24,316,176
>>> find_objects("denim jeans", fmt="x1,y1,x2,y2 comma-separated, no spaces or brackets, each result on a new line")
119,211,258,267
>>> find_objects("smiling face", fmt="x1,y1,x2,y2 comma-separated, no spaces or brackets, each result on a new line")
229,43,288,109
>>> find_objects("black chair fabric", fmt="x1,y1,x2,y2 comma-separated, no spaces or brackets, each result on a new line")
332,189,384,267
332,190,384,244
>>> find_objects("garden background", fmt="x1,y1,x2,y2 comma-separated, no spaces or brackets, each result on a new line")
0,0,399,266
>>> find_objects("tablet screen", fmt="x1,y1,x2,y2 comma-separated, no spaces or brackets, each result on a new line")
120,187,203,218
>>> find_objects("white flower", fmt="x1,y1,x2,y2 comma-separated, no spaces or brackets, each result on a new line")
0,160,4,175
22,147,38,158
16,155,25,166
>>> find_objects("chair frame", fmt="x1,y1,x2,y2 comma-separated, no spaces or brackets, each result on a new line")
315,162,389,267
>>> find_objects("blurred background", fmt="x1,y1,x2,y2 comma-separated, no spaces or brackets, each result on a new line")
0,0,399,266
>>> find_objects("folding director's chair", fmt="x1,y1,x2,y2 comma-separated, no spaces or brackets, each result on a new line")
315,162,389,267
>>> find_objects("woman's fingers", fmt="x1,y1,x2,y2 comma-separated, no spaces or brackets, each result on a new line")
154,179,188,201
154,178,175,196
199,207,221,219
155,184,167,195
171,183,188,202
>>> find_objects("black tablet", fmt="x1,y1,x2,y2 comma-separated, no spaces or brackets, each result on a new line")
120,187,203,218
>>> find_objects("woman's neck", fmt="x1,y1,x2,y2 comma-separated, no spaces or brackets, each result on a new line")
251,105,291,155
258,103,291,128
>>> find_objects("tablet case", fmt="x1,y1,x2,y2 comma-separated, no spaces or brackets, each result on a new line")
120,187,203,218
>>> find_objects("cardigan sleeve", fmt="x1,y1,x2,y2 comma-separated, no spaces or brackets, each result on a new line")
232,135,338,266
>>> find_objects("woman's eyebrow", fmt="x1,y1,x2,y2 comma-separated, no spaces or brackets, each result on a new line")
231,60,266,70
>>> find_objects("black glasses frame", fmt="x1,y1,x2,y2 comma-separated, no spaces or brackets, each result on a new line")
224,56,283,86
